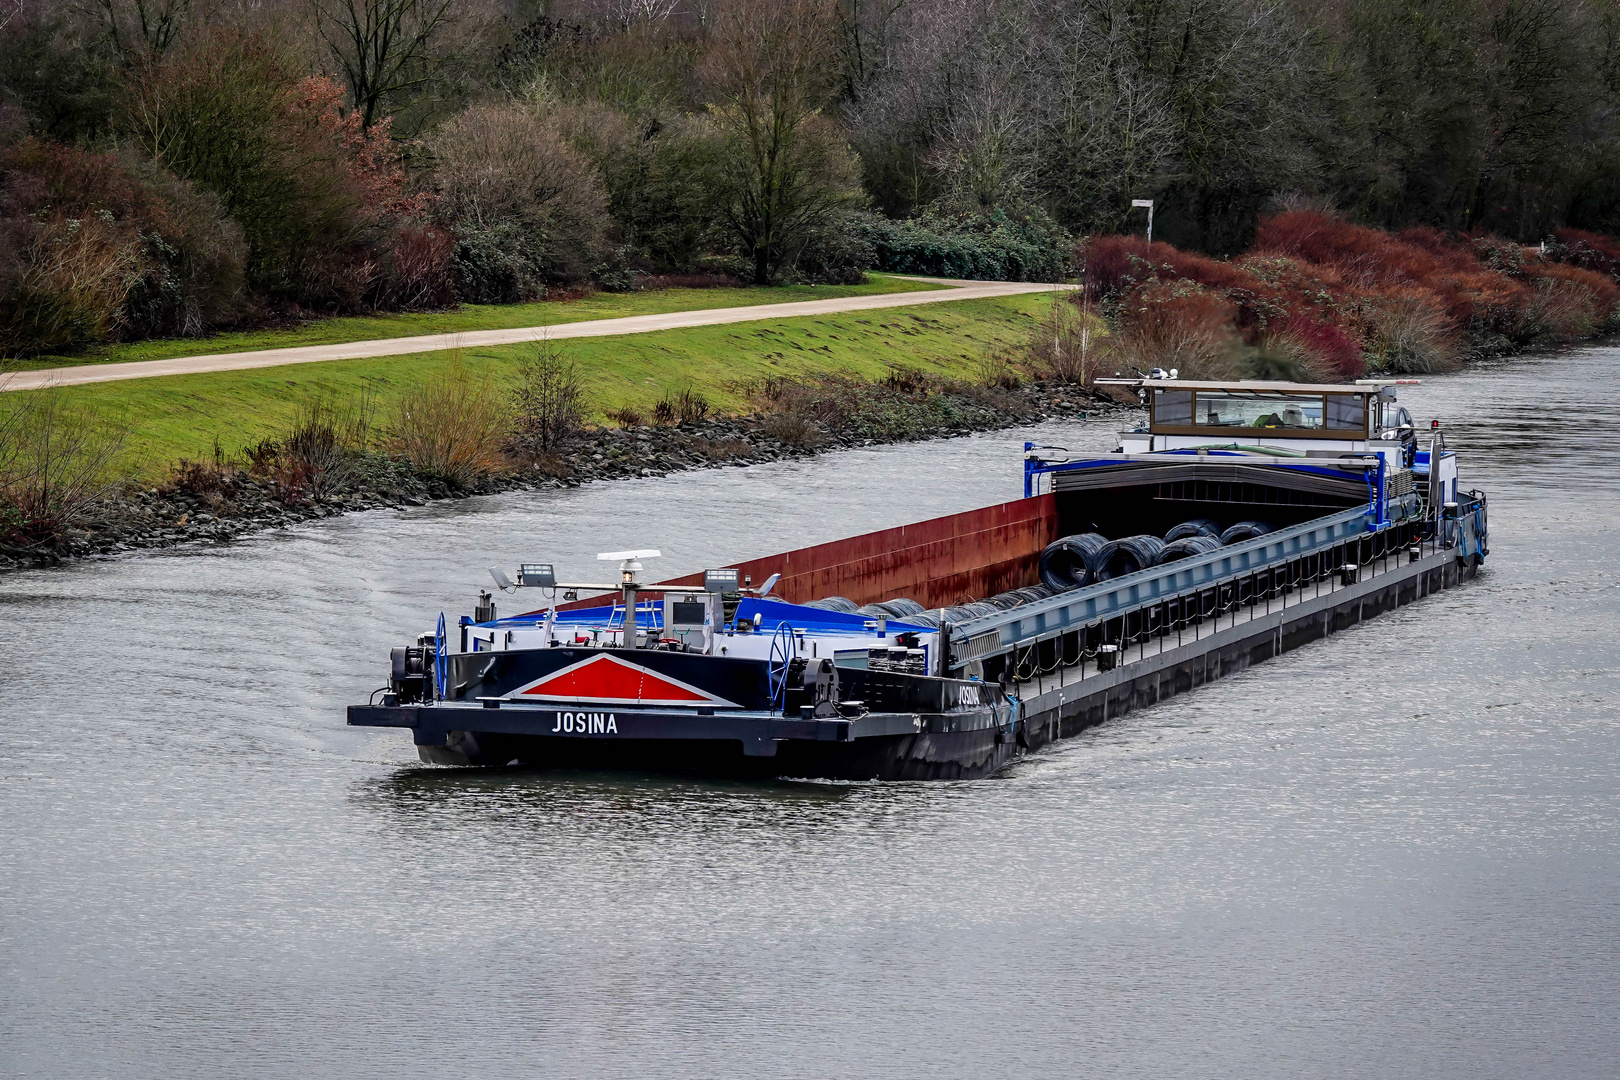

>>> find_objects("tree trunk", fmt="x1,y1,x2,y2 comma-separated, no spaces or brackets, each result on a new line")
753,246,771,285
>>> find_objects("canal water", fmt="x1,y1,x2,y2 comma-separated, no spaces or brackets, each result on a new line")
3,350,1618,1078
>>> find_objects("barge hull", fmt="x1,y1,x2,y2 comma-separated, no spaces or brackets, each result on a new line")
1018,548,1476,751
414,730,1018,781
353,547,1477,779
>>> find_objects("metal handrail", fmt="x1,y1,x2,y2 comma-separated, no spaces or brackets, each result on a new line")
946,504,1376,670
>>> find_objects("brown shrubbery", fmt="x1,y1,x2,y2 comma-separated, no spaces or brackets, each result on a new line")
392,366,507,489
0,139,248,356
427,103,614,303
0,389,127,548
0,27,451,359
1069,210,1620,383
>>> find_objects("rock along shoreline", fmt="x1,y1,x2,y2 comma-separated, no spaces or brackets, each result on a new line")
0,384,1133,573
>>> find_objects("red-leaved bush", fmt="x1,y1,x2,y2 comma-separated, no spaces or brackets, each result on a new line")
1550,228,1620,279
1271,314,1364,380
1074,208,1620,381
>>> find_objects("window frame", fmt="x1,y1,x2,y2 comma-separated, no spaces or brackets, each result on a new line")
1150,389,1373,440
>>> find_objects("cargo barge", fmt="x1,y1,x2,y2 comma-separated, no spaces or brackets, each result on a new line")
348,378,1488,779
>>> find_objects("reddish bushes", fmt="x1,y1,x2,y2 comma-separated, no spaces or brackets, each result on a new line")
0,138,247,355
1077,209,1620,380
1,31,456,358
120,30,449,316
1550,229,1620,279
1271,315,1364,380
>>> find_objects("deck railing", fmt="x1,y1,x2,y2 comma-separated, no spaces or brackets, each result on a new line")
946,503,1438,675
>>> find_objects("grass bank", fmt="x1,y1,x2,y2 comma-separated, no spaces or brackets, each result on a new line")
14,275,945,371
29,291,1055,477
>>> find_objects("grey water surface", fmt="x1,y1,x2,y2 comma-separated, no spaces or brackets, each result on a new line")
2,350,1618,1079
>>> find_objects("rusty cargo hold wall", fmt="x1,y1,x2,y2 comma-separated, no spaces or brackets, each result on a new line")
647,494,1060,609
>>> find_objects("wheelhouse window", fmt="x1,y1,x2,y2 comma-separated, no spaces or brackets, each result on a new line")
1152,389,1193,426
1146,385,1380,438
1195,392,1324,430
1325,394,1366,433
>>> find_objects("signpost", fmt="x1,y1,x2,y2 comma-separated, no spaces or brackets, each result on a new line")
1131,198,1154,244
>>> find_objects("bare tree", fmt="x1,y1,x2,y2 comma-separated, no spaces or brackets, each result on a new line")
851,0,1315,240
701,0,864,284
922,1,1043,211
313,0,456,128
589,0,686,29
513,341,587,452
85,0,209,60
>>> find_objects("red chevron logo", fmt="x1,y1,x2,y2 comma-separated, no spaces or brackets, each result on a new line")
512,654,736,707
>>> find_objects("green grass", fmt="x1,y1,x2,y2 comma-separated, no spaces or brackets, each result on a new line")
19,291,1057,479
15,274,945,371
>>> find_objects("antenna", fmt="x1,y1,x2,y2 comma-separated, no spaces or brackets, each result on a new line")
488,566,515,592
758,572,781,597
597,549,661,561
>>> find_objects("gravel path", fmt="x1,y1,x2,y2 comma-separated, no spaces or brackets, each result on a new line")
5,279,1072,391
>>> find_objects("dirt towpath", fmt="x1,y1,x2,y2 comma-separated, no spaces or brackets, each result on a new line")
5,278,1073,392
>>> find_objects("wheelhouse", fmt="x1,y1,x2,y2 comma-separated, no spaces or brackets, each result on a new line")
1115,379,1416,453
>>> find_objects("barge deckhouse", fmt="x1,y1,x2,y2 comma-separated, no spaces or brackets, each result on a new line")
349,378,1488,780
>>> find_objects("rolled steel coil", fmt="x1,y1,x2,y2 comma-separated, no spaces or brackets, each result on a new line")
1164,518,1221,543
877,598,925,617
1157,534,1222,563
855,603,894,619
1038,532,1109,592
985,593,1024,610
1219,520,1275,545
939,605,980,625
903,611,943,628
1012,585,1052,603
804,596,861,613
1093,535,1167,581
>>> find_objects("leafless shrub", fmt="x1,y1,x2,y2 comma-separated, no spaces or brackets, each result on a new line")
975,351,1023,390
525,450,571,478
278,401,347,503
1,215,144,357
166,455,238,497
0,388,128,548
427,102,611,284
758,411,821,447
606,406,645,428
393,365,507,489
1028,293,1107,385
1363,296,1459,373
654,383,709,425
244,438,281,474
881,365,928,393
512,342,586,450
271,392,375,504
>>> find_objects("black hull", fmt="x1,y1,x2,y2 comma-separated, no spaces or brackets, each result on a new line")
419,728,1019,781
372,547,1478,781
